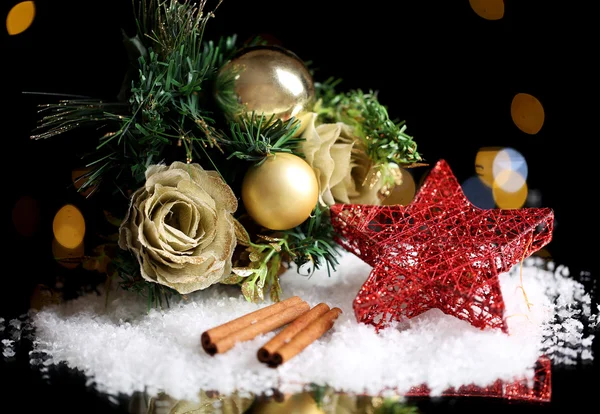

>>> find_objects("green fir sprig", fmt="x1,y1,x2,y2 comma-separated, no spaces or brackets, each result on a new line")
314,78,424,192
283,203,340,276
32,0,235,193
110,249,176,312
315,78,423,168
224,204,339,303
222,113,304,165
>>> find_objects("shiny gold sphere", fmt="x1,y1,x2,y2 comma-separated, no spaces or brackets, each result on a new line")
252,393,324,414
217,46,315,121
242,153,319,230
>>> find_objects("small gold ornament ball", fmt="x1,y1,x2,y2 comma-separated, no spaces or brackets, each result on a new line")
242,153,319,231
251,393,324,414
217,45,315,121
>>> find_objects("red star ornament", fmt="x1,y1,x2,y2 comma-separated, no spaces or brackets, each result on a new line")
330,160,554,333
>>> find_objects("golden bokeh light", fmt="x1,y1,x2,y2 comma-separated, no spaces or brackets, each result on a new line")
6,1,36,35
493,170,528,209
12,195,41,237
476,147,528,194
53,204,86,249
475,147,502,187
492,148,528,192
511,93,545,135
52,238,84,269
382,168,416,206
72,167,96,197
469,0,504,20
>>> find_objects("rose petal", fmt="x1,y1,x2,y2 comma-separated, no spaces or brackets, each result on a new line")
154,201,199,253
146,169,189,192
203,171,238,213
329,142,354,188
118,187,146,250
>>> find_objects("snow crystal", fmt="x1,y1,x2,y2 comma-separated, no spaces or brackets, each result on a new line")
24,251,598,402
9,319,21,330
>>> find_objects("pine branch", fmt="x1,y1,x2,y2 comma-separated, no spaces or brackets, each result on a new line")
283,203,340,276
338,92,420,166
313,76,343,120
31,0,237,193
221,113,304,165
112,248,178,311
315,81,423,167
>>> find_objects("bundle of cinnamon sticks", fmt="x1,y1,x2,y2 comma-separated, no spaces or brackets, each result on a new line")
201,296,342,367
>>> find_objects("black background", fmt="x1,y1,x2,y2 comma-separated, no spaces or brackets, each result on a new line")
1,0,598,412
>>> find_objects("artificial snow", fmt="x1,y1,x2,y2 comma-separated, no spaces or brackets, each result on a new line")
16,252,599,401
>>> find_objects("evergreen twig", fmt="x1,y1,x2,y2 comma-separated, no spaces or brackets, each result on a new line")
283,203,340,276
222,113,304,165
112,249,176,311
31,0,233,193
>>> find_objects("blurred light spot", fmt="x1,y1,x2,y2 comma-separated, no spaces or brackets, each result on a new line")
511,93,545,135
12,195,40,237
475,147,528,194
526,188,542,207
469,0,504,20
6,1,35,35
493,171,528,208
52,238,84,269
494,169,526,195
72,167,96,197
462,176,495,209
382,168,416,205
53,204,86,249
475,146,502,187
493,148,528,183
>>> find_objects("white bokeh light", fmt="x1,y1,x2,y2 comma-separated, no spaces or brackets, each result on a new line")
492,148,528,193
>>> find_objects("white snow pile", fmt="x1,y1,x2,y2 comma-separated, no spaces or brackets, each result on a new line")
1,252,597,402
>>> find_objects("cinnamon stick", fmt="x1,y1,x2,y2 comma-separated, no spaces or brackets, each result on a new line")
208,301,311,355
201,296,303,354
257,303,330,363
269,307,342,367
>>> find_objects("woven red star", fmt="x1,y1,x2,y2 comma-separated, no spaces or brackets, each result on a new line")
330,160,554,332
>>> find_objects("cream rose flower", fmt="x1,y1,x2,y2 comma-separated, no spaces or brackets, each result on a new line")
298,112,384,206
118,162,238,294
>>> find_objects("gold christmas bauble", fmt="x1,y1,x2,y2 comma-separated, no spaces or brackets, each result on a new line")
251,393,324,414
242,153,319,230
216,46,315,121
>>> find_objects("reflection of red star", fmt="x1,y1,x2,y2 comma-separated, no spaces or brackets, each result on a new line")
330,160,554,332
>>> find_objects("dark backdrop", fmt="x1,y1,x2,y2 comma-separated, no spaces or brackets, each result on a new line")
1,0,598,412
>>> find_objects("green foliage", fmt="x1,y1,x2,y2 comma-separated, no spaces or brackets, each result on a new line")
284,203,340,276
228,204,340,303
111,249,176,311
314,76,343,113
375,398,420,414
315,78,423,167
222,113,304,165
32,0,235,193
